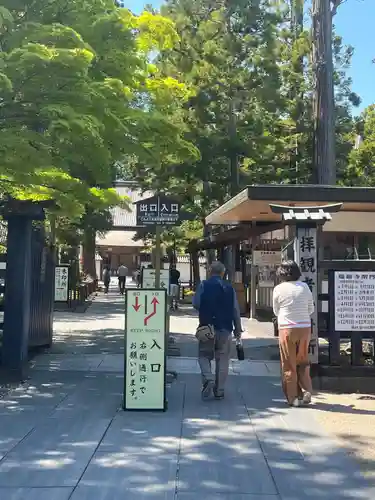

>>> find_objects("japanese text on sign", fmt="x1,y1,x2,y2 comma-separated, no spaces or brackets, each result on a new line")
334,272,375,331
55,266,69,302
124,289,166,410
294,227,318,363
136,195,180,227
253,250,281,267
142,269,170,291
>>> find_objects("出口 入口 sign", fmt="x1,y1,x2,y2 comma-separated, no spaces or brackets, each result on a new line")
334,272,375,331
124,289,167,411
135,195,180,227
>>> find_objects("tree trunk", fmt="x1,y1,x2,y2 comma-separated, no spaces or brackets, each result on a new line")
82,227,96,278
291,0,304,182
312,0,336,185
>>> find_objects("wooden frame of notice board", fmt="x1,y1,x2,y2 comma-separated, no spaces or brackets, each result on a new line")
123,288,168,412
328,270,375,340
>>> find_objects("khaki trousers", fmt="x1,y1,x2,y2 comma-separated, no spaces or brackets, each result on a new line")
198,332,231,396
279,327,313,405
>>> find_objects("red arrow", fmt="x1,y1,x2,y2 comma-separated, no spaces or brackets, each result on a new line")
132,296,141,312
144,297,159,325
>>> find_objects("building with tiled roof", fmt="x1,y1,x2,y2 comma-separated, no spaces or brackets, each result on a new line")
96,181,152,273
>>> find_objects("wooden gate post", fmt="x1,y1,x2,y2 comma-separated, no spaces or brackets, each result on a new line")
1,200,51,379
269,203,343,366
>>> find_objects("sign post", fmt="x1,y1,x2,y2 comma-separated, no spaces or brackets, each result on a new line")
269,202,343,365
294,225,319,364
135,194,192,288
123,289,167,411
55,265,69,302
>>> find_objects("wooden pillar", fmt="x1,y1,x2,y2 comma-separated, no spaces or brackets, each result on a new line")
294,223,319,364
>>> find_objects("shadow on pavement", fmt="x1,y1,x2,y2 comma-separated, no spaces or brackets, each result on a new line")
0,371,373,499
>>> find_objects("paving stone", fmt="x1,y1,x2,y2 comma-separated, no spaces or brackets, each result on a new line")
7,416,111,456
0,488,73,500
268,459,375,499
0,414,41,454
177,495,279,500
177,453,277,495
50,374,123,418
79,451,177,491
167,357,201,374
231,360,271,377
0,450,93,487
32,354,104,372
71,486,176,500
96,354,124,372
99,414,182,454
254,431,304,461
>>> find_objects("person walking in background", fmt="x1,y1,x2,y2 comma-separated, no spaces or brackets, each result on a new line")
193,261,243,400
118,264,128,295
170,264,181,311
102,266,111,294
273,260,314,407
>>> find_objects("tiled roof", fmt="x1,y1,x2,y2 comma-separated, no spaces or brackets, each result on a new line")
112,183,153,228
96,230,145,247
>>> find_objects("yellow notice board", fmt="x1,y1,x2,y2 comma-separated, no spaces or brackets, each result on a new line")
124,289,167,411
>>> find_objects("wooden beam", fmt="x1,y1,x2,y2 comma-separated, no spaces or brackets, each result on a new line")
188,221,285,251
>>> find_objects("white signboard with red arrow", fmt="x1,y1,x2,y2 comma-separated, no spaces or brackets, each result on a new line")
124,289,167,411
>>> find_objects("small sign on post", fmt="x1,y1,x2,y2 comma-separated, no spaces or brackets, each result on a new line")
55,265,69,302
124,289,167,411
253,250,281,267
142,269,170,292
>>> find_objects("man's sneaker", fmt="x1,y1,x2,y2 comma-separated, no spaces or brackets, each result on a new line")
201,380,214,400
302,391,312,405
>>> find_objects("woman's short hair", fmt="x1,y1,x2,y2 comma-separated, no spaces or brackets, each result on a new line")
276,260,301,282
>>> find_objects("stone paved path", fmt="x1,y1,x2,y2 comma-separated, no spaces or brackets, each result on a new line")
0,291,373,499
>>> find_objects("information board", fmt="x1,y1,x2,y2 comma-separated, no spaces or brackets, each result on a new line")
334,271,375,331
55,265,69,302
253,250,281,267
124,289,167,411
142,269,170,291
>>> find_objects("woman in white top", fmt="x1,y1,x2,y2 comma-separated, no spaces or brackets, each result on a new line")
273,260,314,407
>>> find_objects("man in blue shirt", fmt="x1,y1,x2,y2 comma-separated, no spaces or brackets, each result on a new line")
193,261,243,400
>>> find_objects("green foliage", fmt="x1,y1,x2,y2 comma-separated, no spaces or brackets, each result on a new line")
345,105,375,186
0,1,195,224
121,0,364,250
